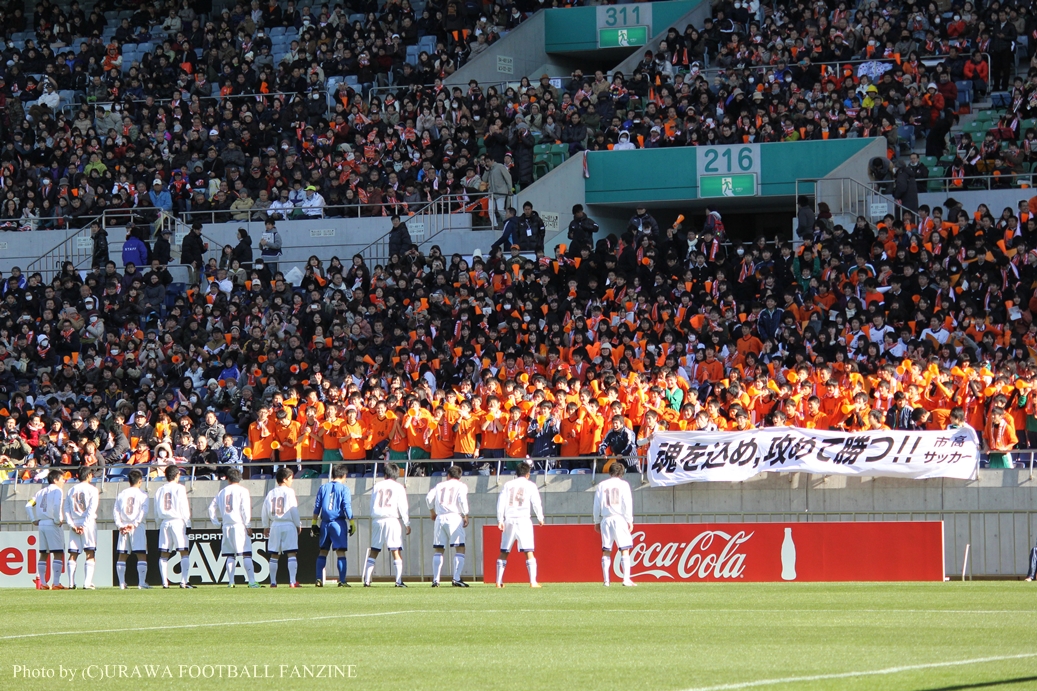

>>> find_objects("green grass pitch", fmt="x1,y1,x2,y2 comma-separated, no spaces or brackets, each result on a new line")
2,582,1035,691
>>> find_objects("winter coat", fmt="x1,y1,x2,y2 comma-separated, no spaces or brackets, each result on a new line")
509,126,536,185
893,167,919,212
389,222,412,258
91,227,109,268
181,231,206,268
121,235,149,267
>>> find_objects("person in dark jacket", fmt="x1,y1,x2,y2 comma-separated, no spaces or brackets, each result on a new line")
567,204,598,255
152,227,172,265
598,414,639,470
796,195,815,240
515,201,545,252
180,222,207,272
627,206,660,246
489,207,519,253
121,228,149,268
892,163,919,214
231,227,253,267
90,221,109,269
526,401,560,466
388,215,412,258
509,119,536,187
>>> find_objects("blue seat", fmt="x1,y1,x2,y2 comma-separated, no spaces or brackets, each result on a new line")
431,471,447,476
547,469,569,475
225,423,243,436
318,473,330,479
362,472,375,478
406,45,419,64
269,26,286,37
253,474,273,480
344,75,359,87
570,468,591,474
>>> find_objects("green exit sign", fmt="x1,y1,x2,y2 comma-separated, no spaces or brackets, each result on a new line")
699,174,758,198
598,26,648,48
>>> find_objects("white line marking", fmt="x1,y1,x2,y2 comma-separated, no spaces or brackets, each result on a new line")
677,652,1037,691
0,610,421,641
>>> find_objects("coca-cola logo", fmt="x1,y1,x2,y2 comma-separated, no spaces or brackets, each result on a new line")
624,530,753,580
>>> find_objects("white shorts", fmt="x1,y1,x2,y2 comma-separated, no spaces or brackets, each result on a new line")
158,520,188,552
221,524,253,556
37,523,64,553
433,514,465,548
117,526,147,553
501,519,535,553
68,522,97,553
600,516,633,551
370,517,403,551
267,522,299,554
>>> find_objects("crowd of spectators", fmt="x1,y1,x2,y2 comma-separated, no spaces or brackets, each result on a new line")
0,0,1032,233
2,187,1037,481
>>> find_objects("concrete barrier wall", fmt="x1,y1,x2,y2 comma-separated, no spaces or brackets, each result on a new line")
3,470,1034,581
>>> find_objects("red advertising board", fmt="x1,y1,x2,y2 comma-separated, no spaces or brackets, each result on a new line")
483,521,944,583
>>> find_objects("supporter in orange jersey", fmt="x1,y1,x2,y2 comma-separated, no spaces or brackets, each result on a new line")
318,404,343,473
247,406,274,477
985,406,1017,469
480,396,508,462
559,402,582,459
453,400,479,462
504,406,528,460
338,406,367,462
576,398,604,465
365,400,394,458
272,408,300,471
387,406,410,464
430,405,458,460
297,405,325,471
403,397,433,462
798,396,829,430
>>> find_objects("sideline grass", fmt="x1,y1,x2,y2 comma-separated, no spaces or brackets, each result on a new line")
2,582,1035,691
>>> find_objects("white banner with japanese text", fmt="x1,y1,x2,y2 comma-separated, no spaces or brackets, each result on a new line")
647,427,980,486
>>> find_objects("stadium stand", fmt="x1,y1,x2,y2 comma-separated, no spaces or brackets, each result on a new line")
0,0,1037,490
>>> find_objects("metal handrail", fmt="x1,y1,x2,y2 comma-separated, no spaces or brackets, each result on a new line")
796,176,912,227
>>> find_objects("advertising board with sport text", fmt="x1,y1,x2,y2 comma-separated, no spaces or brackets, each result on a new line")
483,522,945,583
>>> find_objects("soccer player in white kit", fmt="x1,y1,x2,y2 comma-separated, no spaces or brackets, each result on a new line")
65,467,99,589
208,468,260,587
27,468,67,590
496,461,544,588
426,465,469,587
114,469,150,589
262,468,301,588
362,463,410,587
593,463,636,587
155,465,194,589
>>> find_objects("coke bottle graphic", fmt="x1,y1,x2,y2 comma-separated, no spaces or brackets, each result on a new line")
780,527,797,581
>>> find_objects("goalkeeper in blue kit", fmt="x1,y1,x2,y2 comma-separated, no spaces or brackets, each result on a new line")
312,464,355,587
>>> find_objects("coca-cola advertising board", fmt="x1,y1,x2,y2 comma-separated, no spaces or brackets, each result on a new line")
483,522,944,583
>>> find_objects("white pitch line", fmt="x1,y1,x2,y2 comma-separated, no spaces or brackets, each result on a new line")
676,652,1037,691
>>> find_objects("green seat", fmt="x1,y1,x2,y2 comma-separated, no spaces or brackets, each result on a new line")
922,156,938,169
938,155,956,165
1021,118,1037,132
927,166,946,192
549,143,568,168
533,144,553,179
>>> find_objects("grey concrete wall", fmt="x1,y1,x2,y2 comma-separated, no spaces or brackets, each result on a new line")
3,470,1034,580
919,188,1034,217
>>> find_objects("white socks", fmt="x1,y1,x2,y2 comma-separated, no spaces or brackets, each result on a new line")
622,553,632,583
51,558,63,587
159,557,169,587
226,557,236,584
85,559,95,588
116,561,126,587
180,554,189,585
243,556,256,585
37,558,47,586
393,558,403,584
496,559,506,586
67,557,77,588
453,553,465,582
526,558,537,586
602,555,611,585
363,557,376,585
136,561,147,586
432,553,443,583
269,557,279,586
287,556,298,585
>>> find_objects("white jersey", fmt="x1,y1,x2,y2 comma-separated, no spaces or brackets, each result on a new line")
593,476,634,524
209,484,252,527
497,477,543,524
64,482,99,528
154,482,192,525
113,486,149,529
370,479,409,525
426,478,469,517
261,485,301,528
29,485,65,525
